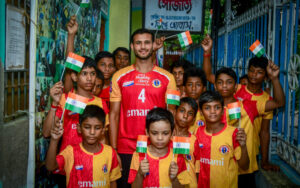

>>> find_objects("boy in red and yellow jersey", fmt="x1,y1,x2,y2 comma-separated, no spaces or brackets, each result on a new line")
46,105,121,188
173,97,199,187
128,108,190,187
194,91,249,188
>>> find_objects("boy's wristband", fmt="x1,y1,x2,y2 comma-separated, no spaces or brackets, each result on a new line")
51,104,58,110
203,53,211,57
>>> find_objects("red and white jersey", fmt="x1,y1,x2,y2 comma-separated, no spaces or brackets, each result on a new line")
110,65,176,154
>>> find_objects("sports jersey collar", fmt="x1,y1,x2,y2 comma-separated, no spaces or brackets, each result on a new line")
244,84,263,96
147,145,171,160
79,143,104,155
204,123,227,136
133,64,156,73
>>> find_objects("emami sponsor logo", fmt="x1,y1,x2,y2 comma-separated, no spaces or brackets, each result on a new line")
78,180,107,187
200,157,224,166
127,109,150,117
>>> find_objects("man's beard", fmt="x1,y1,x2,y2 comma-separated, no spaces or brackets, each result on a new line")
134,49,153,60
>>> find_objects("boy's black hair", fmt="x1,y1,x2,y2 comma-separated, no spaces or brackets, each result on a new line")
176,97,198,118
70,56,97,74
198,91,224,109
239,74,248,80
146,107,175,132
95,68,104,82
215,67,237,83
183,68,207,87
131,28,154,43
94,51,115,65
170,59,194,73
79,105,106,125
248,56,268,72
113,47,130,57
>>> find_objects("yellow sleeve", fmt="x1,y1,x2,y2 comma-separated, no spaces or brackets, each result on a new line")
176,155,191,185
109,147,122,182
256,100,266,115
167,73,177,91
263,110,273,120
130,152,140,171
234,146,242,161
110,72,122,102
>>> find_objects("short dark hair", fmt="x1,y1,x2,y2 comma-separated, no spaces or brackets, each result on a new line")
113,47,130,57
248,56,268,71
78,56,97,73
131,28,154,43
177,97,198,118
95,68,104,81
215,67,237,83
183,68,207,87
79,105,106,126
239,74,248,80
94,51,115,65
170,59,194,73
198,91,224,110
146,108,174,132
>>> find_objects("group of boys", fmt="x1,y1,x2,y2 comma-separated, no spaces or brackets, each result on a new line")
42,16,285,188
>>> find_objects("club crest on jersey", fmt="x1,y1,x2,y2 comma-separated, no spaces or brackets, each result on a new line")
123,81,134,87
102,164,108,174
197,120,205,127
186,154,192,161
75,165,83,170
152,79,161,88
199,143,203,148
219,145,230,154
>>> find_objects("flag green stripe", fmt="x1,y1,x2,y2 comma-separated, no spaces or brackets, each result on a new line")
80,3,89,8
229,113,241,120
177,34,185,48
65,62,82,72
173,148,190,154
65,103,85,114
255,49,265,58
167,99,180,106
136,147,147,153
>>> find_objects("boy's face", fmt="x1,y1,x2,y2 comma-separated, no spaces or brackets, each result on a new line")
92,78,103,96
185,77,206,100
247,65,266,85
131,33,153,60
172,67,184,87
147,120,172,149
201,101,223,124
115,51,130,70
72,67,96,92
240,78,248,85
97,57,115,80
77,117,104,145
215,73,237,98
175,103,196,129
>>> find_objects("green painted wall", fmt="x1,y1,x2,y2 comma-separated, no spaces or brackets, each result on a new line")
130,8,142,63
108,0,130,52
0,0,5,65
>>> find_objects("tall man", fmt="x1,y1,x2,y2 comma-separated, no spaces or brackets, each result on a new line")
109,29,176,187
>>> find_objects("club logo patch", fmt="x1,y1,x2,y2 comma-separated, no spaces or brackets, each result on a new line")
219,145,230,155
186,154,192,161
199,143,203,148
152,79,161,88
197,120,205,127
75,165,83,170
102,164,108,174
123,81,134,87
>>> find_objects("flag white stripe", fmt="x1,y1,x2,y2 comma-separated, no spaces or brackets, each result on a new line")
173,142,190,149
181,32,190,46
137,141,147,148
66,98,87,109
81,0,89,3
228,107,241,114
66,57,84,67
252,44,264,55
167,94,180,101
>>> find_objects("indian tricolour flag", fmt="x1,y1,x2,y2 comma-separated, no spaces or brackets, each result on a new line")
166,89,180,106
65,52,85,72
249,40,265,58
136,135,148,153
158,18,162,29
177,31,193,48
65,92,89,114
227,102,241,120
80,0,90,8
173,136,190,155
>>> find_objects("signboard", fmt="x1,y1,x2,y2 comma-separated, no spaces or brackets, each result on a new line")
5,5,26,70
144,0,204,32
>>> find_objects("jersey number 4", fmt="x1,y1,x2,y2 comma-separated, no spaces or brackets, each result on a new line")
138,88,146,103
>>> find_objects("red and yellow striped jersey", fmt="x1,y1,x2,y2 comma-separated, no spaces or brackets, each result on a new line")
235,84,273,155
189,110,206,135
55,143,121,188
56,92,109,151
194,124,241,188
223,99,266,174
128,147,190,187
110,65,176,154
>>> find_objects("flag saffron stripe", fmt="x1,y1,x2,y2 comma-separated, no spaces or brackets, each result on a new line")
167,89,180,96
185,31,192,44
68,52,85,63
66,57,84,67
137,135,148,142
227,102,240,109
67,92,89,103
173,136,190,143
249,40,261,52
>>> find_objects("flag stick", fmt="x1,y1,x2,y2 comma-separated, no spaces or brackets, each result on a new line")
75,7,81,15
60,108,66,123
60,66,66,81
154,29,159,39
238,118,241,128
165,34,178,40
265,53,270,60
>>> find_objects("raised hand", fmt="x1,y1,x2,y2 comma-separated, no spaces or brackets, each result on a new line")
50,81,64,106
50,119,64,141
169,161,179,181
153,36,166,51
138,158,149,176
201,34,213,53
266,60,280,80
67,15,78,35
236,128,247,147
